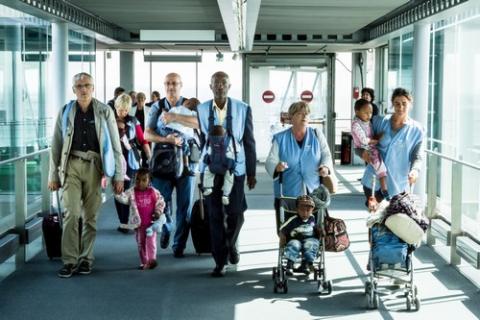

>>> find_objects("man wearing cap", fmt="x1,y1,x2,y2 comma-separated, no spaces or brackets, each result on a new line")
278,195,322,275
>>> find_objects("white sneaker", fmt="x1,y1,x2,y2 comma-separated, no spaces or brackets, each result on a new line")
222,196,230,205
203,188,212,196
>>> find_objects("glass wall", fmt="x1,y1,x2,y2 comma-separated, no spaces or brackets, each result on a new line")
428,8,480,237
387,29,414,112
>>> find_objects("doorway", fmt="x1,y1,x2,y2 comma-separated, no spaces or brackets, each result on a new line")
244,54,335,161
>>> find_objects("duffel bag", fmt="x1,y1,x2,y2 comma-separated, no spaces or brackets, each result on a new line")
323,209,350,252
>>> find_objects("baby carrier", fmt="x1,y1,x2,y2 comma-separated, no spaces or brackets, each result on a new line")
203,102,237,175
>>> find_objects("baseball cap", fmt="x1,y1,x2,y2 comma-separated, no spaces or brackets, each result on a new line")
296,195,315,208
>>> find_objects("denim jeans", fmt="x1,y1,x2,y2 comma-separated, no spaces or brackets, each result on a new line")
152,174,195,253
284,238,320,263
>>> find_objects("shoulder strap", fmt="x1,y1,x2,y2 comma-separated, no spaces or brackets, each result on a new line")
159,98,169,113
226,98,233,135
208,100,215,133
61,100,76,139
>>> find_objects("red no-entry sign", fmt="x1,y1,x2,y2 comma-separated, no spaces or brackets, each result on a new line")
300,90,313,102
262,90,275,103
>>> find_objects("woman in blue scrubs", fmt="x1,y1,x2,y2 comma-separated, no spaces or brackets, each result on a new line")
265,101,334,213
360,88,424,208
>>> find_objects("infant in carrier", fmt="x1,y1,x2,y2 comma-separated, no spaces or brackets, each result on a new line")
278,195,322,275
159,100,197,177
202,125,238,205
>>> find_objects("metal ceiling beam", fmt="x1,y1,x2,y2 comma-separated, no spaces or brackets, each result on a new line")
1,0,130,41
217,0,261,52
364,0,470,40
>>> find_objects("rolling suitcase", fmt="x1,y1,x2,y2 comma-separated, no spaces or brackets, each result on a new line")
42,191,83,259
190,185,211,254
42,191,63,259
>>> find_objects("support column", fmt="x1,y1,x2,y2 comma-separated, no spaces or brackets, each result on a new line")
412,22,430,206
5,25,24,157
120,51,134,91
52,22,68,110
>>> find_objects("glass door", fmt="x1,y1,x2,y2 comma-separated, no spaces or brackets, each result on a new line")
244,55,334,161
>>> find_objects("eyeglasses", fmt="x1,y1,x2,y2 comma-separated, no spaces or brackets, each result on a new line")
164,81,181,86
74,83,93,90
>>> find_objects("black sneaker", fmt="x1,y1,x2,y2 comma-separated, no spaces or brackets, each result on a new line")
160,231,170,249
58,264,77,278
211,265,226,277
173,250,185,258
228,247,239,264
77,261,92,275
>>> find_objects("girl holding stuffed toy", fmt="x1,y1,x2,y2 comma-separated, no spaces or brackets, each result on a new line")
115,168,165,269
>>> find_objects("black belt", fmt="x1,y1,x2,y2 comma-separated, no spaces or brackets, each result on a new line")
70,154,93,162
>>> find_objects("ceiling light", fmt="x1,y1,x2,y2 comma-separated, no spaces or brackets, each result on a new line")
215,47,224,62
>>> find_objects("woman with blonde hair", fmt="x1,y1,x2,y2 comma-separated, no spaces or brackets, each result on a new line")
114,93,151,233
266,101,335,213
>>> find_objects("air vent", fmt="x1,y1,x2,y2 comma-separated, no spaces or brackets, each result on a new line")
254,34,261,40
327,34,338,40
312,34,322,40
221,33,228,41
267,34,276,41
282,34,292,41
343,34,353,40
130,32,139,40
297,34,307,41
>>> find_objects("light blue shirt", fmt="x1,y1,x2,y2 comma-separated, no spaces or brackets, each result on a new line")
361,115,424,196
267,127,332,198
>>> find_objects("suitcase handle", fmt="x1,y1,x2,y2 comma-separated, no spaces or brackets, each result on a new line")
53,191,64,228
197,184,205,220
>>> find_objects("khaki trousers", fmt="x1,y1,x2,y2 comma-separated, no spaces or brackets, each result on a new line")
62,154,102,265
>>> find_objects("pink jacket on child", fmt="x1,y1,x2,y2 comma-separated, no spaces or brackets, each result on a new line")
114,187,165,229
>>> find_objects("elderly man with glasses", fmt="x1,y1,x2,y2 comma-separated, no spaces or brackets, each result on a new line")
48,72,124,278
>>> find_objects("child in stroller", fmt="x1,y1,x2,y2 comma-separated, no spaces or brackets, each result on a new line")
272,185,332,295
278,195,321,276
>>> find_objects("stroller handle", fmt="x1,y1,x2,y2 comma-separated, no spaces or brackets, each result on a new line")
278,171,323,198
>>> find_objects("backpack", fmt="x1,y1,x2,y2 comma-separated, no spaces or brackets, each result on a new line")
203,99,237,175
149,98,185,179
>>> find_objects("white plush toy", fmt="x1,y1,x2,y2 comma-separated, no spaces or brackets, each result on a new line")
146,214,166,237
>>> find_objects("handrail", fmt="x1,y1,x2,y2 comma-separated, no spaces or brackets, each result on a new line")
426,148,480,269
0,148,50,166
425,149,480,171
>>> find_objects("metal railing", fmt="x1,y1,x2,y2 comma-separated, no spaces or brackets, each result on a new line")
0,148,50,265
426,148,480,268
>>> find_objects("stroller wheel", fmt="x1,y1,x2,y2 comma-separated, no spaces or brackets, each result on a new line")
413,297,421,311
325,280,333,295
406,296,412,311
364,281,371,295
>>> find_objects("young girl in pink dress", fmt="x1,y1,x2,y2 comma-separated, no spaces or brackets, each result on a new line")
115,168,165,269
351,99,389,199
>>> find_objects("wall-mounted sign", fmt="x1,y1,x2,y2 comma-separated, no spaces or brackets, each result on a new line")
262,90,275,103
300,90,313,102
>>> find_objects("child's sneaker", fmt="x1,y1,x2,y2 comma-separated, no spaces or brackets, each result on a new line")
148,259,158,269
203,188,212,196
381,190,391,200
222,195,230,205
286,260,294,276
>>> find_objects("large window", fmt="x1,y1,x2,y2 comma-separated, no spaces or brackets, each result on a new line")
428,8,480,237
388,30,414,111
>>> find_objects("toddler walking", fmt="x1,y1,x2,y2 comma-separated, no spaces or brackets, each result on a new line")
115,168,165,269
351,98,389,199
